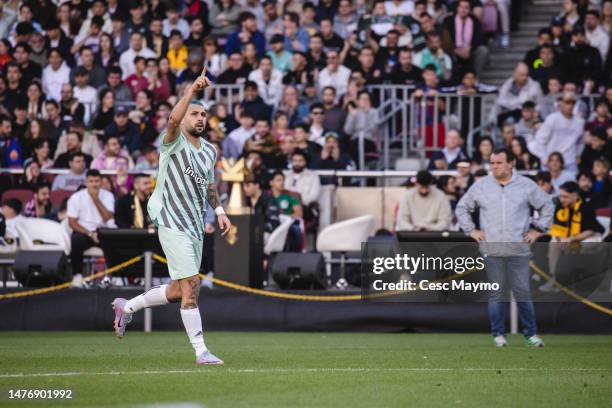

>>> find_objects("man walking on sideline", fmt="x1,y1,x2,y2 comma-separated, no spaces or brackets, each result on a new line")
455,148,554,347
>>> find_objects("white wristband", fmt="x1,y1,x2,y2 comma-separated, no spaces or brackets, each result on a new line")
214,206,225,216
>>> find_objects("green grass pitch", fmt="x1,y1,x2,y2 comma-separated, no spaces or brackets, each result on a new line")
0,332,610,407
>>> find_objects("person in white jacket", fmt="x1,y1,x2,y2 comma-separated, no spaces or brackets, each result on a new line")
248,56,283,106
396,170,452,231
42,49,70,102
284,150,321,206
490,62,543,123
528,91,584,173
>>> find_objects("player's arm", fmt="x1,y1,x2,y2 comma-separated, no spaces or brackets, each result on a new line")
206,183,232,235
164,67,212,145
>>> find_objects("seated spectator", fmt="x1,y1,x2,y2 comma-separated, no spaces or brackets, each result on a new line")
523,28,555,70
562,81,588,119
248,56,283,106
54,124,96,168
317,49,351,97
413,32,452,81
284,149,321,207
217,52,250,84
586,98,612,136
492,62,543,125
269,170,303,251
125,56,149,98
203,36,228,79
243,117,279,164
23,182,56,220
0,199,23,238
592,157,612,208
354,46,383,85
166,30,188,74
318,17,343,52
239,81,273,121
564,26,603,85
268,134,295,169
30,139,53,170
312,132,355,185
243,178,280,233
71,47,106,89
535,170,554,196
17,160,43,190
162,6,190,39
396,170,452,231
282,11,310,53
44,100,68,141
500,123,517,148
72,67,97,125
306,34,327,71
13,43,42,85
282,52,313,90
307,103,328,147
115,173,153,228
514,101,539,142
547,152,576,194
266,34,292,73
544,181,604,291
529,92,584,173
100,67,133,104
209,0,241,38
103,106,141,154
585,10,610,61
92,135,134,171
292,124,321,163
561,0,582,29
428,129,470,170
277,85,309,127
539,76,563,119
472,136,494,170
52,152,88,191
528,44,562,94
442,0,489,75
437,175,459,210
511,136,541,170
225,11,266,58
67,169,115,279
92,89,115,135
223,110,256,159
343,91,379,167
577,171,596,203
320,86,346,134
119,32,156,80
134,145,160,171
579,129,608,173
42,48,70,102
270,111,294,142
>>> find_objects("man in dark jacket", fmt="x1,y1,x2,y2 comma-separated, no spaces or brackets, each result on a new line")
243,179,280,233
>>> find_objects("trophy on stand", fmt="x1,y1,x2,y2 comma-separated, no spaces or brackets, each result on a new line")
220,157,249,215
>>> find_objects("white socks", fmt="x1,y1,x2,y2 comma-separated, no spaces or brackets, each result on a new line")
180,308,208,356
123,285,169,314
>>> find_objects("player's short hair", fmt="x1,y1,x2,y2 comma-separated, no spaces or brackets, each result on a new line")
535,171,551,184
560,181,579,194
87,169,101,178
492,148,515,163
190,99,206,109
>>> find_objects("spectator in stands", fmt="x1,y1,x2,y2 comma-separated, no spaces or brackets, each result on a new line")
524,28,554,69
23,182,56,220
53,131,92,169
428,129,470,170
343,90,379,166
103,106,141,154
243,117,279,164
248,56,283,106
544,180,604,291
125,56,149,98
307,103,328,147
282,11,310,53
585,10,609,61
0,199,23,238
511,136,541,171
115,173,152,228
561,0,582,28
388,48,423,86
67,169,115,279
166,30,188,73
266,34,292,73
564,26,603,85
223,110,256,159
209,0,241,38
96,32,120,72
92,89,115,135
472,136,494,170
528,45,562,94
101,67,133,104
119,32,156,80
603,0,612,34
547,152,576,194
269,170,304,251
243,178,280,233
163,6,190,39
514,101,539,142
72,47,107,89
579,129,608,173
13,43,42,85
493,62,543,125
92,135,134,171
42,48,70,103
134,145,160,171
3,62,23,114
73,67,98,125
317,49,351,97
17,160,42,190
52,152,88,192
535,170,554,196
396,170,452,231
284,149,321,207
577,171,596,203
586,98,612,136
413,32,452,81
529,92,584,173
0,116,23,168
312,132,355,185
292,124,321,163
592,157,611,208
55,120,100,163
241,81,273,120
225,11,265,58
31,139,53,170
442,0,488,75
202,36,228,78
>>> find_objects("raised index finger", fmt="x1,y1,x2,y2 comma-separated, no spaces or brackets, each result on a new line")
201,65,207,78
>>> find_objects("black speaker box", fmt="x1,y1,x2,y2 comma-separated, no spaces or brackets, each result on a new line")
271,252,327,290
14,250,69,287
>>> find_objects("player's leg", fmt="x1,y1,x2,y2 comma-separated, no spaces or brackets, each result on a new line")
484,256,508,346
508,256,544,347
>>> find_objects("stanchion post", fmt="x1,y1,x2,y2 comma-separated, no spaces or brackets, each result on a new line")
510,293,518,335
144,251,152,333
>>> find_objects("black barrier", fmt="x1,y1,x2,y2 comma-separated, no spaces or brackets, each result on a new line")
361,242,612,303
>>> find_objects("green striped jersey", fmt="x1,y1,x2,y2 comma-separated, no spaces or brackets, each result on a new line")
147,131,217,241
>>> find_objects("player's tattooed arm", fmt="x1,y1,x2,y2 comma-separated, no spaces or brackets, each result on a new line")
206,183,221,209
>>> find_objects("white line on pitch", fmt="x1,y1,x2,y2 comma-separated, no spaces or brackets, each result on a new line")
0,367,610,379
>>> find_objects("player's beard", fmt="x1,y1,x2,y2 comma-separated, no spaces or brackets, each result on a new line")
187,124,206,138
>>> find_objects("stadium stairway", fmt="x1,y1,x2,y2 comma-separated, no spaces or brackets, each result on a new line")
480,0,563,86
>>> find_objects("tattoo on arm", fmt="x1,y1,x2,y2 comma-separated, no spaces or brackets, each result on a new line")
206,184,220,209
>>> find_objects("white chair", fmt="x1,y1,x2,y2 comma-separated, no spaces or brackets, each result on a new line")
264,217,295,256
316,215,374,288
597,216,610,239
16,218,70,254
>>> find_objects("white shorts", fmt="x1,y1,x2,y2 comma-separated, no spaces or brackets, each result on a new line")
158,225,203,280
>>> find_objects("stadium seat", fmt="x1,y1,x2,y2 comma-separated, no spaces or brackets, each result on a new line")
15,218,70,255
50,190,73,210
1,189,33,206
264,216,295,256
597,216,610,238
60,218,104,258
316,215,374,288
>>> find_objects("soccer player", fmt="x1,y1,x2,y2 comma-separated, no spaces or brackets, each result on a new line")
111,67,231,365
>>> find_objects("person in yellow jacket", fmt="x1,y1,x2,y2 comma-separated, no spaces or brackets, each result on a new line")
166,30,189,73
544,181,604,291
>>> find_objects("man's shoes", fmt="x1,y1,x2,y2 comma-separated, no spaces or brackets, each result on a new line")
112,298,132,339
494,335,508,347
526,335,545,348
539,280,560,292
196,350,224,365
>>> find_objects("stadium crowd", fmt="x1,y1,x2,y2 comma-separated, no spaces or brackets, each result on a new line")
0,0,611,279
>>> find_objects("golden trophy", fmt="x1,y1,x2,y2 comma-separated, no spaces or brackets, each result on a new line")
221,157,249,215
